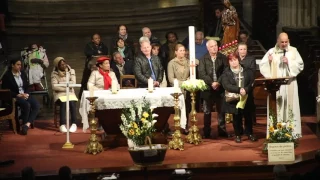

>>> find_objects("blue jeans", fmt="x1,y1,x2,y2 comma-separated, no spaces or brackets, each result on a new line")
16,96,40,125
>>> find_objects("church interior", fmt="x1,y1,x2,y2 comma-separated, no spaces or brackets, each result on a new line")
0,0,320,179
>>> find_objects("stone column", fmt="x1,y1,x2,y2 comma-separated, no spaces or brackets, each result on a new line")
277,0,318,35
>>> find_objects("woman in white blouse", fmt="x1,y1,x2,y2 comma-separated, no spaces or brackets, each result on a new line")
87,56,118,90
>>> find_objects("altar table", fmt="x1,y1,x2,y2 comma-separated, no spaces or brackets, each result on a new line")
79,88,187,133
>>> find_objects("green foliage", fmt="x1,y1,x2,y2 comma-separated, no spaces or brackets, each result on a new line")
119,98,157,146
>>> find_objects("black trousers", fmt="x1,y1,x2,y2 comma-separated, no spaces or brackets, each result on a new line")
233,109,253,136
184,91,192,129
202,95,226,136
58,100,77,126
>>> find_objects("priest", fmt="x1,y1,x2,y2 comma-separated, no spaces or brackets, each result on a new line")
259,32,304,136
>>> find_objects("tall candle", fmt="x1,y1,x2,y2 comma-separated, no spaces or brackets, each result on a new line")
148,78,153,92
89,85,94,97
188,26,196,80
173,79,179,93
111,80,117,94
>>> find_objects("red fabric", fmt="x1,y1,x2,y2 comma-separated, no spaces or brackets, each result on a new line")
96,56,111,64
98,68,112,90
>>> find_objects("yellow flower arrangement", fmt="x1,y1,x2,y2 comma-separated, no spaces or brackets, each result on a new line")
263,108,300,152
119,98,158,146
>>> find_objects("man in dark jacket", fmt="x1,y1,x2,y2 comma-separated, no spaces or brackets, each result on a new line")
238,42,257,126
142,27,161,45
198,40,229,138
111,51,134,87
134,40,163,88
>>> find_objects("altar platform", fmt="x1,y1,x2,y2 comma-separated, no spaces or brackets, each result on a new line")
0,114,320,180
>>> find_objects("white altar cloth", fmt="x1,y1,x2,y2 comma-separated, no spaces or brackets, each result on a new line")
79,87,187,132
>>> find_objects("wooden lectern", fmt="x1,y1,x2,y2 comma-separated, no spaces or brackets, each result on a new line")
254,77,294,125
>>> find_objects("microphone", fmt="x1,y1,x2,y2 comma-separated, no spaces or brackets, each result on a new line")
283,49,286,56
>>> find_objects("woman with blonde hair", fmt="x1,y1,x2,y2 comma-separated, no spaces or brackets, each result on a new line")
167,44,192,134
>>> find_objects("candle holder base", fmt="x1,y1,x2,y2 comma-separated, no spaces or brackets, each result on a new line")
85,134,103,155
62,142,74,149
169,130,184,151
186,125,202,145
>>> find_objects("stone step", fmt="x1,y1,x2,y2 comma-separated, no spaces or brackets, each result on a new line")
8,11,197,27
10,5,198,20
8,0,198,13
6,20,195,35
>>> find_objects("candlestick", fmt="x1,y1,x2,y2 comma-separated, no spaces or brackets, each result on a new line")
111,80,117,94
89,85,94,97
169,93,184,150
85,97,103,155
186,90,202,145
188,26,196,80
174,79,179,93
148,78,153,93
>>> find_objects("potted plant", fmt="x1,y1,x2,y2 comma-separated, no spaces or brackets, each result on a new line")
119,98,167,165
263,108,301,153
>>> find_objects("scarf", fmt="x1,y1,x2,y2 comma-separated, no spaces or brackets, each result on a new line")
119,34,128,41
118,47,126,58
98,68,112,90
230,66,243,74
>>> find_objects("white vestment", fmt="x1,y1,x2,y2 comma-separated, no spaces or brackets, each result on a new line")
259,45,304,136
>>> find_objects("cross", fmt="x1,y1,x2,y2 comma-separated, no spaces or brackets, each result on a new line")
237,72,244,87
190,60,196,80
54,69,81,149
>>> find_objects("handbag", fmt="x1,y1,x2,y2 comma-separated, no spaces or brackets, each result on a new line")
225,90,240,103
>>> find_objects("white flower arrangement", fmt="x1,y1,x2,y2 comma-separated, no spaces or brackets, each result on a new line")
180,79,207,92
119,98,158,146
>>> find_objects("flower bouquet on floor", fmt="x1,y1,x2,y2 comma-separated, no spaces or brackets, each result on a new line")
119,98,167,165
263,108,301,153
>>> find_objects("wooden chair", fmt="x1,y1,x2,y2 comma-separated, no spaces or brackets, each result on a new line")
0,89,17,134
120,75,137,89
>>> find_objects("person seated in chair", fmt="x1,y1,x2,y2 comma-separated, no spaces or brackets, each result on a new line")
112,38,134,61
87,56,119,90
51,57,78,133
79,33,108,98
134,40,163,88
22,44,49,91
110,51,134,87
1,57,40,135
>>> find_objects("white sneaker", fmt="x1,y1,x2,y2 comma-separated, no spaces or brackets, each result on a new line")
59,125,67,133
69,124,77,133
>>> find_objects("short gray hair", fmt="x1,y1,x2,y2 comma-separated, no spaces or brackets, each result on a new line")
206,39,217,47
139,36,150,44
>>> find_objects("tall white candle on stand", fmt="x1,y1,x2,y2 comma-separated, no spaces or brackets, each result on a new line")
173,79,179,93
188,26,196,80
111,80,117,94
148,77,153,92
